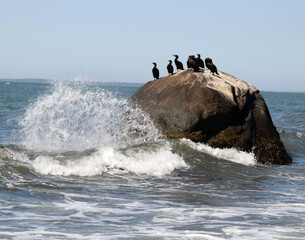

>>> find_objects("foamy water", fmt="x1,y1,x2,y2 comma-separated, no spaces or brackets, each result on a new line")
181,138,257,166
30,143,187,177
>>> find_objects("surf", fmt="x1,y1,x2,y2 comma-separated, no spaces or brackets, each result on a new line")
14,80,188,177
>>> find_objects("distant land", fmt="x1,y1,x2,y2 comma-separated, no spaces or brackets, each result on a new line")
0,78,49,83
1,79,303,93
0,79,144,87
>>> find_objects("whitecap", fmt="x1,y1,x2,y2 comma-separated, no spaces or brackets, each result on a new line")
296,132,302,138
31,143,188,177
180,138,256,166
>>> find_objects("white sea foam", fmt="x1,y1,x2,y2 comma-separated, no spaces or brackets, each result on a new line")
181,138,256,165
2,199,304,240
31,143,188,177
296,132,302,138
1,172,304,240
19,80,162,151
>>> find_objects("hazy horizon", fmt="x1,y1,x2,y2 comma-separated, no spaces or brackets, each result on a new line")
1,0,304,92
2,78,305,94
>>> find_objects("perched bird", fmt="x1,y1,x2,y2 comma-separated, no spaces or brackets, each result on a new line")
195,54,205,69
187,55,200,72
167,60,174,75
205,58,219,75
152,62,159,79
205,57,212,67
173,54,184,71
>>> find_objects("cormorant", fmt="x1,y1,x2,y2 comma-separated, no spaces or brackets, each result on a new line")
167,60,174,75
195,54,205,69
205,58,219,75
173,54,184,71
152,62,159,79
205,57,212,67
187,55,200,72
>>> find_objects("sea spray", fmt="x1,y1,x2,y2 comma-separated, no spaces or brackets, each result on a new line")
19,80,162,151
15,80,188,177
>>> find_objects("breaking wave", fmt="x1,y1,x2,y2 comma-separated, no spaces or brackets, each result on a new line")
15,80,257,177
181,138,257,166
16,80,187,176
31,143,187,177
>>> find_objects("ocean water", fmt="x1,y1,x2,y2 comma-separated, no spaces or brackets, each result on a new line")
0,80,304,240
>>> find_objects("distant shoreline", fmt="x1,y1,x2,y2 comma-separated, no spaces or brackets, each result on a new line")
0,79,144,87
0,79,304,93
0,78,49,83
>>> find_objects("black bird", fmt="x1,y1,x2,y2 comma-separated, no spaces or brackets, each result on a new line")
205,58,219,75
173,54,184,71
205,57,212,67
195,54,205,69
167,60,174,75
152,62,159,79
187,55,200,72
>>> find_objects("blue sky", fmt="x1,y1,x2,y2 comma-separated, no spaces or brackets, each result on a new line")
0,0,304,92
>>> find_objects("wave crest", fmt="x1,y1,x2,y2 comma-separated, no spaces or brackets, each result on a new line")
180,138,257,166
31,143,188,177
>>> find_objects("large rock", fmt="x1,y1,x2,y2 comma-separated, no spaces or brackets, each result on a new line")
130,69,292,165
